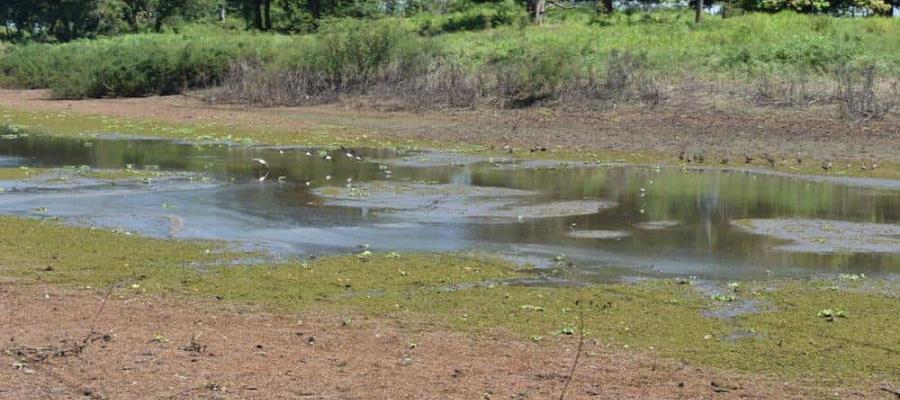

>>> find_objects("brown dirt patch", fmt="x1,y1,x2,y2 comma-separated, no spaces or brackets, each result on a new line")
1,89,898,165
1,283,886,399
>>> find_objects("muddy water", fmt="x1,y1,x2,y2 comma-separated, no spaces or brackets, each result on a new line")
1,134,898,282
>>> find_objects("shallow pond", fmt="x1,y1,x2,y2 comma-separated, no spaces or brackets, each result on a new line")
1,133,899,282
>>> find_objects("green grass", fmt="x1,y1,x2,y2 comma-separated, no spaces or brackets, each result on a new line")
1,215,897,385
0,166,46,180
1,12,898,100
0,106,427,150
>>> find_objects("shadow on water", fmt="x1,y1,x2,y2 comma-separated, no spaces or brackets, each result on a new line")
1,133,898,282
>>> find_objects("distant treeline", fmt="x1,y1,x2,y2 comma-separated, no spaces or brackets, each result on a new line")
0,0,895,42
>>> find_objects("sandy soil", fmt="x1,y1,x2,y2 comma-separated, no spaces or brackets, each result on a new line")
3,283,885,400
1,89,899,164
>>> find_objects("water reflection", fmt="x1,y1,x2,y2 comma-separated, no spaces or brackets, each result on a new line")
1,134,898,281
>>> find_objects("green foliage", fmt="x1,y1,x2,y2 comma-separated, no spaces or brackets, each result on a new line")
1,29,273,98
304,18,431,88
413,1,527,35
753,0,892,13
2,11,899,101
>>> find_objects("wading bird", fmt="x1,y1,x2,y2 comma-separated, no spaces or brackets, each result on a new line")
340,146,355,159
251,158,270,182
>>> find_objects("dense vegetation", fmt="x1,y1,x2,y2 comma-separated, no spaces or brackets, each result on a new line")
1,0,898,111
1,10,898,111
1,0,895,43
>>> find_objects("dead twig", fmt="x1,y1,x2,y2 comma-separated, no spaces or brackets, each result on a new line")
558,299,586,400
559,264,587,400
10,282,118,363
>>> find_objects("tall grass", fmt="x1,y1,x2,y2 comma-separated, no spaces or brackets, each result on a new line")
1,11,898,108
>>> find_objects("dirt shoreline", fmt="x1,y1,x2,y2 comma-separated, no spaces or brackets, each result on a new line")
2,283,878,400
1,89,899,170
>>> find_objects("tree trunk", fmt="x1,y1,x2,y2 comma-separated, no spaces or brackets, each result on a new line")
534,0,545,24
308,0,322,20
219,5,226,24
263,0,271,30
602,0,613,13
695,0,703,23
253,0,263,30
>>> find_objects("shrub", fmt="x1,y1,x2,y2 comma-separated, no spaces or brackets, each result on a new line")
835,64,898,120
0,32,272,98
2,11,899,109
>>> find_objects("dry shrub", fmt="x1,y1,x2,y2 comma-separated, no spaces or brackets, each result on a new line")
561,50,664,110
391,62,481,110
210,49,666,112
210,59,481,110
835,65,898,120
751,75,828,107
208,60,337,106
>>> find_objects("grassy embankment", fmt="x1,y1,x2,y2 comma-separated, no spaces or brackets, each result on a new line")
0,215,897,385
0,12,898,111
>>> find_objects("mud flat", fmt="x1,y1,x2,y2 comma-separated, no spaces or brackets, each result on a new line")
315,182,615,222
633,220,681,230
733,218,900,253
567,230,630,239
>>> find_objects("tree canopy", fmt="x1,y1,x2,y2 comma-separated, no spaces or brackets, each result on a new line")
1,0,895,42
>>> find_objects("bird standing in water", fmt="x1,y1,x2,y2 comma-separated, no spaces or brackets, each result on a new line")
251,158,270,181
